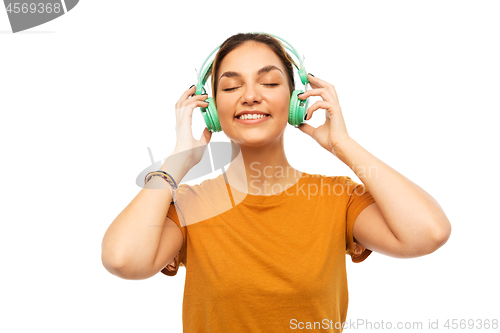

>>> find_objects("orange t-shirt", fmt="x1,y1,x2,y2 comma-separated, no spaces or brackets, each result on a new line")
161,172,375,332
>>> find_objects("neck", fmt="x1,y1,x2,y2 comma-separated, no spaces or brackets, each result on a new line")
224,135,302,195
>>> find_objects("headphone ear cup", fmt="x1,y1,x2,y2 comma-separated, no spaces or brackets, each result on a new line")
200,97,222,133
288,90,309,127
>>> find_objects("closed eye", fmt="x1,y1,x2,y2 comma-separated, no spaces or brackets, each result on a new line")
223,84,279,92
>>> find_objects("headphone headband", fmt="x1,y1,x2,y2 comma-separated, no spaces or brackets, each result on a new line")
194,32,311,132
197,32,309,94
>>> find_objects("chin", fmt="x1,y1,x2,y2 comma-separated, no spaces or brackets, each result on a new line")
222,117,288,143
233,130,285,147
231,136,269,147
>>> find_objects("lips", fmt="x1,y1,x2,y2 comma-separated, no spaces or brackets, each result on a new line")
234,111,269,118
234,115,271,125
235,114,270,120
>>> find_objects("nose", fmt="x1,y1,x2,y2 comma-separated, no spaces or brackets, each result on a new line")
241,83,262,105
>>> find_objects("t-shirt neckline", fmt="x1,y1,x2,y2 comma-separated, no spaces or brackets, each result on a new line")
222,171,309,205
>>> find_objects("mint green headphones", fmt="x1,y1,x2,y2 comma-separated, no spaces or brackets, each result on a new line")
194,32,310,132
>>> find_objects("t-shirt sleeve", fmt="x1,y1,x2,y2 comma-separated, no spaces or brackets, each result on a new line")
344,176,376,263
160,201,187,276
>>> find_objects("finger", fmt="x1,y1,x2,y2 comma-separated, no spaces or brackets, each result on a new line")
176,85,197,108
176,95,207,116
310,82,322,89
298,88,335,104
177,100,210,119
180,93,209,107
191,99,210,110
200,127,212,145
305,100,337,120
308,74,323,89
178,95,209,116
307,74,324,88
307,74,339,101
297,122,316,137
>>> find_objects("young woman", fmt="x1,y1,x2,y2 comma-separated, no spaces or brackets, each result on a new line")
102,32,452,332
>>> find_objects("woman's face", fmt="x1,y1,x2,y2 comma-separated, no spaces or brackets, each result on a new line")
215,42,291,147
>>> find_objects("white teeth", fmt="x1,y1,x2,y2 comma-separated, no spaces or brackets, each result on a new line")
239,114,267,120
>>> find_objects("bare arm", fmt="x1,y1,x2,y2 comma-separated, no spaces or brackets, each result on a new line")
336,138,452,258
295,74,451,257
101,85,212,279
101,151,192,279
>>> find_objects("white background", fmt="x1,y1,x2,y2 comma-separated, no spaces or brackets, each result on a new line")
1,1,499,332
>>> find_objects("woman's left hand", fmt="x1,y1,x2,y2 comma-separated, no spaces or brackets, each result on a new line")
297,74,352,155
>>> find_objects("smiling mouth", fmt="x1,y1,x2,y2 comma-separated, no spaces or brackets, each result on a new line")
234,114,271,125
235,114,271,120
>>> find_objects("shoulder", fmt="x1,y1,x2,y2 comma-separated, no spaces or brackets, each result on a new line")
302,172,359,188
177,174,224,192
298,172,364,200
174,174,227,205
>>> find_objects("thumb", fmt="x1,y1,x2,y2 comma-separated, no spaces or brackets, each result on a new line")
200,127,212,144
297,123,314,137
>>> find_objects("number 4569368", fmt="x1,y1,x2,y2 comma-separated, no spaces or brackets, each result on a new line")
6,2,62,14
444,319,498,329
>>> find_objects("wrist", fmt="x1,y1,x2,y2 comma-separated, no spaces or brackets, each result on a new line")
160,152,192,185
331,137,357,161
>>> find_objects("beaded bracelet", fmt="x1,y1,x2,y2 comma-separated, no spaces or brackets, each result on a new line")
144,171,178,203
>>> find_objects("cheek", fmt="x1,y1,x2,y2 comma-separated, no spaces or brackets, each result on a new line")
214,96,237,120
274,93,290,111
275,86,291,105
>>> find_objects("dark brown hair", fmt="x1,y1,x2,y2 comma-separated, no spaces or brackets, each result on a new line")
206,33,298,105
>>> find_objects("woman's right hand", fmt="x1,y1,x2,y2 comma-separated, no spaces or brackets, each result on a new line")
172,85,212,169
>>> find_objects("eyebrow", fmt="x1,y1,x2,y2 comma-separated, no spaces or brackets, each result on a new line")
219,65,283,81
